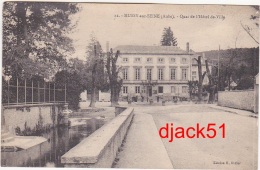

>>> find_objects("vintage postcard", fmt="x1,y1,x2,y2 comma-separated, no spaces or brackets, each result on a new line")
1,1,259,169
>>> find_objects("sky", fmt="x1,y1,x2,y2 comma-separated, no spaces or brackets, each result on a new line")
68,3,259,60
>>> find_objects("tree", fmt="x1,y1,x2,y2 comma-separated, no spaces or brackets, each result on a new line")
240,6,259,44
193,55,206,102
85,35,107,107
106,49,123,106
160,27,178,46
204,60,217,103
67,58,89,90
3,2,79,79
188,80,198,100
55,70,84,110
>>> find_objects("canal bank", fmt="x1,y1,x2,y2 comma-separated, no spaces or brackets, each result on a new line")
1,106,114,167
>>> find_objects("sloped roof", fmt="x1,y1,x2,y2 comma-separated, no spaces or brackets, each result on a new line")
114,45,194,55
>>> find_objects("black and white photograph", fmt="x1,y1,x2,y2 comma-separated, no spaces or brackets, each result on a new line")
1,1,259,169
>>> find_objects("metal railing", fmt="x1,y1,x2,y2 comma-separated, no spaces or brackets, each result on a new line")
2,78,66,106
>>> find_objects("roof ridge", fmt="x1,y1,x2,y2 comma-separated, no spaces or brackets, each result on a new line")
114,45,194,55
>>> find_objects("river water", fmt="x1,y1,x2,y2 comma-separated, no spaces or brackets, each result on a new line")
1,117,107,167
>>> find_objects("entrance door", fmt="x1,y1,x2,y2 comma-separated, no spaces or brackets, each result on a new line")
148,87,152,96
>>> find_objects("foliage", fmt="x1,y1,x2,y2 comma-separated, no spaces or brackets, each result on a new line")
85,34,108,91
3,2,79,79
67,58,89,90
55,70,84,110
160,27,178,46
105,49,123,106
2,77,10,104
188,80,199,98
85,35,109,107
236,76,254,90
201,47,259,90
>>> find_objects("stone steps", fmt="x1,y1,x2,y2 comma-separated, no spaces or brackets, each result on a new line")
1,130,15,143
1,132,12,139
1,136,15,143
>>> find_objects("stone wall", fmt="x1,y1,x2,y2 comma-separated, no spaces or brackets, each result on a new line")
99,91,111,102
115,106,127,116
218,90,254,112
3,103,64,134
61,107,134,168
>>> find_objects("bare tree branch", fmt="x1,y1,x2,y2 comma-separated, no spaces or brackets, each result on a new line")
240,21,259,44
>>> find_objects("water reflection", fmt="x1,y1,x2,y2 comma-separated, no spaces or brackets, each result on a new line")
1,117,106,167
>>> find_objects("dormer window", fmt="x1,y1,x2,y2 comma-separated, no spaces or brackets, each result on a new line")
147,58,152,63
158,58,164,63
170,58,176,63
135,57,141,62
182,58,187,64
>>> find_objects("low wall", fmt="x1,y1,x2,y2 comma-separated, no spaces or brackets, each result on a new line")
115,106,127,116
218,90,254,112
99,91,111,102
3,103,64,134
61,107,134,168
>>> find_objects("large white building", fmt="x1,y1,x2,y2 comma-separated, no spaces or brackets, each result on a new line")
114,43,209,102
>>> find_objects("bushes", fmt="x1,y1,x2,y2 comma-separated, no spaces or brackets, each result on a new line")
55,70,85,111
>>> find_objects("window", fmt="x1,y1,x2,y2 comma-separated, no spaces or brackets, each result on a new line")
147,69,152,80
182,69,187,80
192,71,197,81
135,86,140,93
123,58,128,62
158,58,164,63
182,86,188,93
123,86,128,94
170,69,176,80
170,58,176,63
135,58,141,62
171,86,176,93
158,86,164,93
192,58,197,64
182,58,187,64
135,68,140,80
158,69,163,80
147,58,152,63
123,68,128,80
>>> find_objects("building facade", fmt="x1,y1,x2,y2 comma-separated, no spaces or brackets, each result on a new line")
114,44,209,102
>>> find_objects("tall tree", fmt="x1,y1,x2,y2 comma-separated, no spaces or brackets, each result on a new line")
194,55,206,102
85,35,106,107
202,47,259,91
55,70,84,110
188,80,198,100
106,49,123,106
204,60,217,103
160,27,178,46
3,2,79,79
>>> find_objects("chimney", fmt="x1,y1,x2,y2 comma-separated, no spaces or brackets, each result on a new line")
186,42,189,53
202,53,205,59
106,41,109,53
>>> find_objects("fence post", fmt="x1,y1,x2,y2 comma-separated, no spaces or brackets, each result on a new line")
16,78,19,104
7,80,10,105
65,84,67,103
32,80,34,104
38,81,40,103
54,83,56,103
49,82,51,103
44,82,45,103
25,79,26,104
